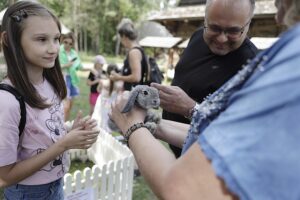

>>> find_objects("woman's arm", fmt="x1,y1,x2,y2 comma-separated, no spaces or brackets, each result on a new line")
128,129,236,200
110,49,142,83
109,93,235,199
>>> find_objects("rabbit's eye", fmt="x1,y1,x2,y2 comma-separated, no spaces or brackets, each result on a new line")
143,91,149,95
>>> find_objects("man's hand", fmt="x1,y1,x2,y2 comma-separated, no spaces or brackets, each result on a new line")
151,83,196,116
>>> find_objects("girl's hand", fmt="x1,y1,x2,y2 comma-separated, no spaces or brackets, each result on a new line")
72,110,98,131
96,81,103,93
109,92,146,135
67,61,74,67
59,127,100,150
109,71,120,81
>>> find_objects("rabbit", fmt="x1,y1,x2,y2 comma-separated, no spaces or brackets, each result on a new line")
108,85,161,134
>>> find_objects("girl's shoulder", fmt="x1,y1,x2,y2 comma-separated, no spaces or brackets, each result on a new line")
0,87,22,116
0,80,20,107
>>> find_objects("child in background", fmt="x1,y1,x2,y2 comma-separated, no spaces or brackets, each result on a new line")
0,2,99,199
104,63,122,97
93,63,123,133
87,55,106,115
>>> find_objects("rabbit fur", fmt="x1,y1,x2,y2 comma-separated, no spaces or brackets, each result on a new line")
108,85,161,134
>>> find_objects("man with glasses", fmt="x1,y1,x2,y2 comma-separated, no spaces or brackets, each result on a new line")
152,0,258,158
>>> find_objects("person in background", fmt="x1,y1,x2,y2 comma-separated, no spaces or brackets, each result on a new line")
95,63,123,132
110,0,300,199
87,55,106,115
152,0,258,158
0,1,99,199
109,20,148,91
59,32,89,121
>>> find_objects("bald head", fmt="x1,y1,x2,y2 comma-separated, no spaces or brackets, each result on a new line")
205,0,255,18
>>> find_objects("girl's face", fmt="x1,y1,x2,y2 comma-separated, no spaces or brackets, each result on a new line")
95,63,103,70
62,38,73,51
21,16,60,73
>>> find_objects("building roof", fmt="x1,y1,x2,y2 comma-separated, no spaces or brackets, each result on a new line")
139,36,182,48
178,0,206,6
149,0,276,22
250,37,279,50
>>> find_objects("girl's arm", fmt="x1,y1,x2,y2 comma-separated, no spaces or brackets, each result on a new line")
86,78,101,86
0,126,99,187
61,61,73,68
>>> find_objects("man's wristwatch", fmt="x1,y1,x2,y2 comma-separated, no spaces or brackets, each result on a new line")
184,103,199,120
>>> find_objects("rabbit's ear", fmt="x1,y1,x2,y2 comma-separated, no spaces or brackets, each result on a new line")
121,88,140,113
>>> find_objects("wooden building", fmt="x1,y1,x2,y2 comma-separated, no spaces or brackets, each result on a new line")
148,0,284,39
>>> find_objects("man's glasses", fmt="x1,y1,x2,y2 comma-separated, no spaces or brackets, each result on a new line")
63,41,73,46
204,20,251,39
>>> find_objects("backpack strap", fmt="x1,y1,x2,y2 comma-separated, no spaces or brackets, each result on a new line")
0,83,26,136
131,47,151,83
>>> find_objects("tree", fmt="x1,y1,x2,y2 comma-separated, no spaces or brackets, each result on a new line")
39,0,163,55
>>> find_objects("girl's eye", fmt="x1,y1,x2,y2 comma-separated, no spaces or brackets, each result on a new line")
37,38,46,42
54,37,60,42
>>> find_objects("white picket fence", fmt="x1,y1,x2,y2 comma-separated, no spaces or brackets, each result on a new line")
63,130,135,200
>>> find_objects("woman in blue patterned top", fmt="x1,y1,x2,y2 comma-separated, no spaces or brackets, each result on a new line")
110,0,300,199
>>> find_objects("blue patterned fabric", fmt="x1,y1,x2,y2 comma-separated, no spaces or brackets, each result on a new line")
182,24,300,200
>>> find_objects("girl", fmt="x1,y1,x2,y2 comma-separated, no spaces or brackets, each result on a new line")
95,63,123,132
109,20,148,91
86,55,106,115
0,2,99,199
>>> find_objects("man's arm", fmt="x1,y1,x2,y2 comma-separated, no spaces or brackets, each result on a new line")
155,119,189,148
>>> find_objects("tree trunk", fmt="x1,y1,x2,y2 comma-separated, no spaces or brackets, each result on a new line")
84,28,87,53
9,0,15,6
72,0,79,51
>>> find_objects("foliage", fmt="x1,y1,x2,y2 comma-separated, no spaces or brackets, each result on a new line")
0,1,8,11
38,0,162,55
68,159,94,174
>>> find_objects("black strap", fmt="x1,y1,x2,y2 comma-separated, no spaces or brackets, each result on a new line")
0,83,26,136
131,47,149,84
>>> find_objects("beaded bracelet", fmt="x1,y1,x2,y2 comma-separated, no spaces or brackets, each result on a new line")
124,122,147,142
184,103,200,120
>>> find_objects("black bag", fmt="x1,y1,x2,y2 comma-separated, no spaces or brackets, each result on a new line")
146,57,164,84
134,47,164,85
0,83,26,136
